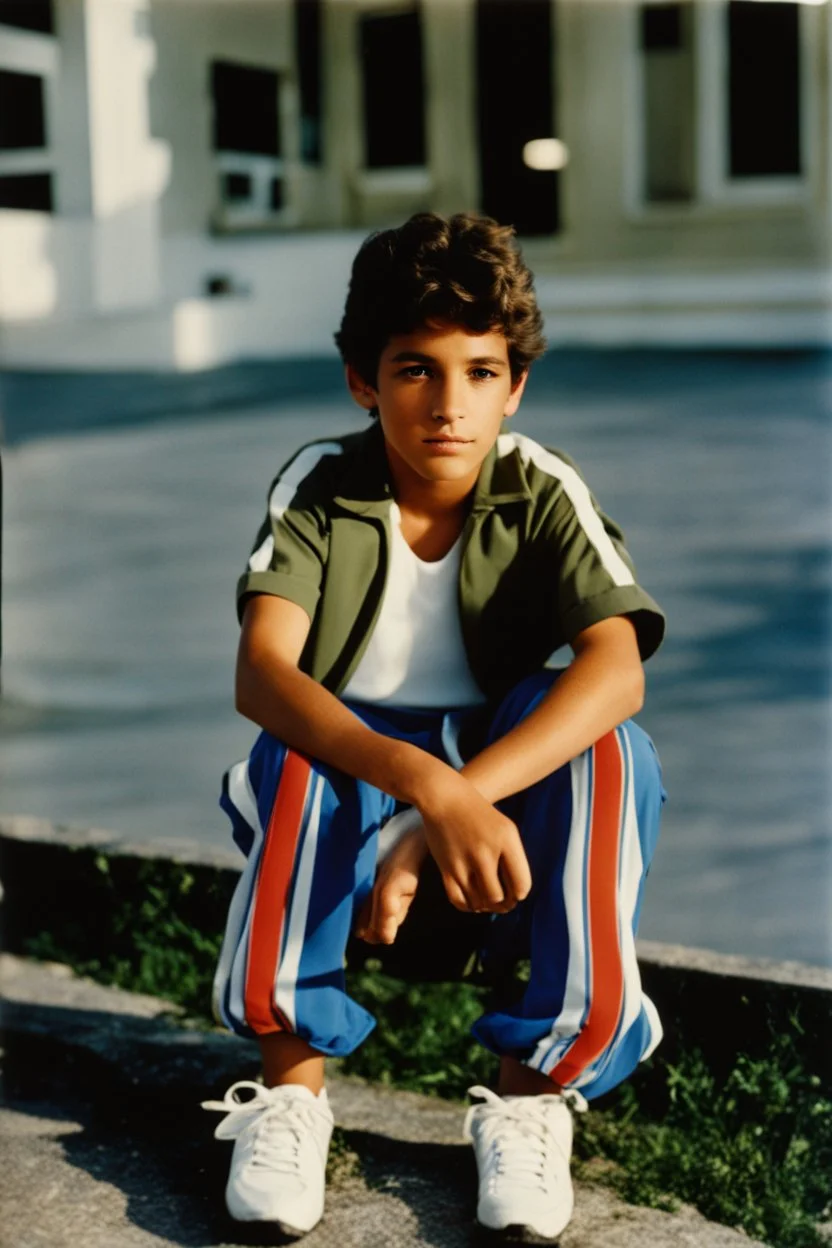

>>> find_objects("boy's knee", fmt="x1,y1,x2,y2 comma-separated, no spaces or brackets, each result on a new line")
620,720,666,802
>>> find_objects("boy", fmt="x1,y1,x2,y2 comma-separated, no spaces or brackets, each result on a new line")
202,212,666,1241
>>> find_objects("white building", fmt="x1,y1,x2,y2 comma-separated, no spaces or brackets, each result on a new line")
0,0,829,370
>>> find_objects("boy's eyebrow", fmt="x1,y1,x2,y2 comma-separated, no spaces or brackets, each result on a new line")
388,350,507,366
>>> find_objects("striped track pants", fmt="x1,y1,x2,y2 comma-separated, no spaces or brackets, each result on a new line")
212,670,666,1101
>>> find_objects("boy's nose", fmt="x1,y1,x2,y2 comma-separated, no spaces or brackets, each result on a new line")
431,378,467,422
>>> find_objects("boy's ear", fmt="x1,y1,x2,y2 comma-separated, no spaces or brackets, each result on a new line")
503,370,529,419
346,363,378,412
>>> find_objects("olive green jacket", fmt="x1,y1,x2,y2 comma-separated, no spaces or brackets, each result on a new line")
238,420,665,702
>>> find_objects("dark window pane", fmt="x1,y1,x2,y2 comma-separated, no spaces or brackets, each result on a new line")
360,9,425,168
0,172,52,210
295,0,322,163
211,61,280,157
476,0,559,235
223,172,252,201
0,69,47,149
0,1,53,34
270,178,284,211
728,0,800,177
640,3,694,202
641,5,682,51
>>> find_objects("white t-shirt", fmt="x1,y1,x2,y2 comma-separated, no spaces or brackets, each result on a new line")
342,503,486,708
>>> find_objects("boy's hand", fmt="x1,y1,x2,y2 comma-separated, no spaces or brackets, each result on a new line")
418,775,531,914
355,824,429,945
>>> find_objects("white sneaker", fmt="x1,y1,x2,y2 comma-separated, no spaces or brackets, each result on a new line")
202,1080,334,1235
464,1083,587,1241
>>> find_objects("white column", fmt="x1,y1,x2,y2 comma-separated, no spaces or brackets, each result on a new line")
82,0,170,311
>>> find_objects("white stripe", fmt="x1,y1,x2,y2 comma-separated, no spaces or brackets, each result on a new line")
249,441,343,572
641,993,664,1063
497,432,634,587
529,749,592,1073
618,728,663,1067
615,727,647,1039
211,760,264,1028
274,770,324,1031
440,710,466,771
571,728,642,1090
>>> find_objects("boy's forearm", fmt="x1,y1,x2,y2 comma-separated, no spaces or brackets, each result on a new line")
460,621,645,806
236,615,643,836
236,648,457,810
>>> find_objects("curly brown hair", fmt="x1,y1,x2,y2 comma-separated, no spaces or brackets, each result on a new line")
334,212,547,389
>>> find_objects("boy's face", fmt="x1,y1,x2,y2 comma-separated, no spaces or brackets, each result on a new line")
347,322,528,497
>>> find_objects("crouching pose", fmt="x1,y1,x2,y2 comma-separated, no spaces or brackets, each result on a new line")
203,211,667,1241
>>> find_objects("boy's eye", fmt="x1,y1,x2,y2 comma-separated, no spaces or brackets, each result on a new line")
397,365,497,380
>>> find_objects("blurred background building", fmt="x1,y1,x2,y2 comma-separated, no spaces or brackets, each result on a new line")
0,0,830,370
1,0,830,967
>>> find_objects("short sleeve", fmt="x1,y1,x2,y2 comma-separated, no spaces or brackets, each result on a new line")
236,442,340,625
541,452,666,660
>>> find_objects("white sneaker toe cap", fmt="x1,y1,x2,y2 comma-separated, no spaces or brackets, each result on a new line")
477,1189,574,1239
226,1174,323,1230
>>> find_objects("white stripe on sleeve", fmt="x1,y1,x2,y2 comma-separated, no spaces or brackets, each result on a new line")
249,441,343,573
497,432,635,588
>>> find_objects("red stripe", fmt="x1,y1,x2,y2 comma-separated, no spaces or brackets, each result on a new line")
551,731,625,1087
244,750,311,1035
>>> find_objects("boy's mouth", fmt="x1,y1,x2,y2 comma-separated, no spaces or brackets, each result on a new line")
423,436,472,443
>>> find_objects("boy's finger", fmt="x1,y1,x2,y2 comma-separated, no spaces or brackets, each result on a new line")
474,864,506,912
500,845,532,905
376,890,410,944
369,878,387,940
443,875,470,912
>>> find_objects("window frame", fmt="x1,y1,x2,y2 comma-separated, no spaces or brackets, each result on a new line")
0,24,56,214
209,59,297,234
625,0,823,220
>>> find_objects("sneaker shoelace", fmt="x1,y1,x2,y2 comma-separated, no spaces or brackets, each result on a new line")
463,1084,588,1192
202,1080,331,1175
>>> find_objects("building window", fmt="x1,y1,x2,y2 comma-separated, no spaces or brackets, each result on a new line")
639,3,695,203
295,0,322,164
210,59,286,226
359,8,425,169
211,61,281,158
0,171,52,210
0,0,53,35
632,0,816,213
476,0,559,235
727,0,800,178
0,68,47,149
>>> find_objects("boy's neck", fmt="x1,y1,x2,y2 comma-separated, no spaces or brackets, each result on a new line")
384,445,480,518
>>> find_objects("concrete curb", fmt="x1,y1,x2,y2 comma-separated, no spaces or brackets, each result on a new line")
0,955,769,1248
2,816,830,1094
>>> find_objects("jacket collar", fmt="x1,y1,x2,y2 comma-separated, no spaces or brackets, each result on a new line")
332,420,532,516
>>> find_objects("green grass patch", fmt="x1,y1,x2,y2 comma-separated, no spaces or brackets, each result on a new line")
22,853,228,1018
576,1035,832,1248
